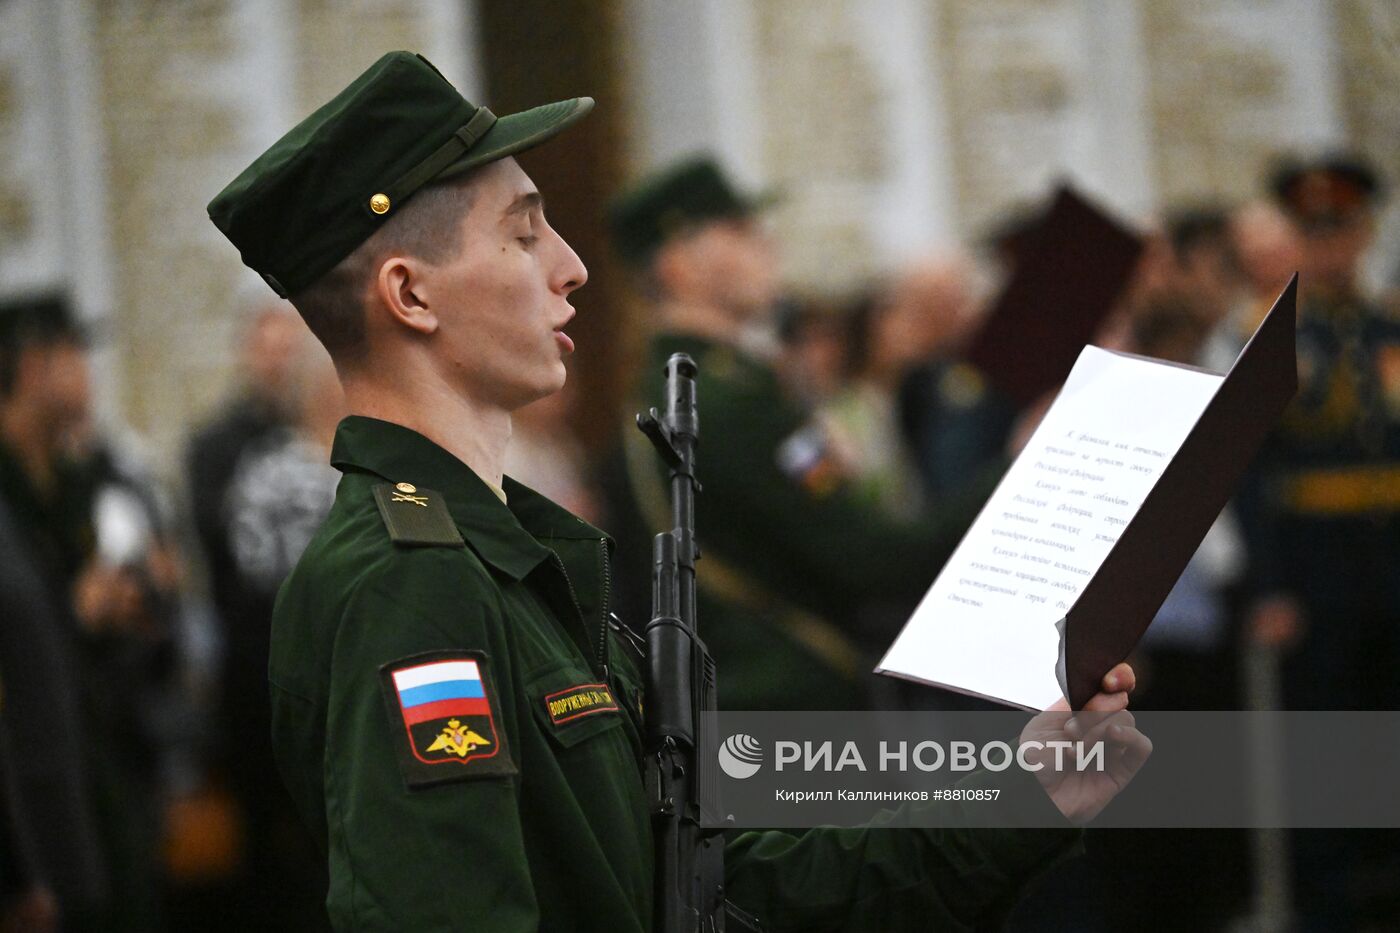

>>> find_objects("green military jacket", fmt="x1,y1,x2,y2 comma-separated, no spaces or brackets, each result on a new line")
272,416,1076,931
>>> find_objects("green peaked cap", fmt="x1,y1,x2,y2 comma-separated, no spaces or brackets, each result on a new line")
606,155,775,266
208,51,593,297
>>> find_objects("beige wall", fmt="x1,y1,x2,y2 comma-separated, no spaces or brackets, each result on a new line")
1335,0,1400,286
626,0,1392,291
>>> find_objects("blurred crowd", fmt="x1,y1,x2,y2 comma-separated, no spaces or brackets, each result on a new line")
1,147,1396,932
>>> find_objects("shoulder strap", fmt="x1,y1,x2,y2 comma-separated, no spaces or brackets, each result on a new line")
372,483,465,547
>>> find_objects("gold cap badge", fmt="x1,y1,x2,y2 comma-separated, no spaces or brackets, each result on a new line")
370,193,391,214
395,482,417,493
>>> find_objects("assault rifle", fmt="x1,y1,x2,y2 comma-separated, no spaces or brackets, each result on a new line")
638,353,761,933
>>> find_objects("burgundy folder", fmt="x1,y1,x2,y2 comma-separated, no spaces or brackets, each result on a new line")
966,186,1145,408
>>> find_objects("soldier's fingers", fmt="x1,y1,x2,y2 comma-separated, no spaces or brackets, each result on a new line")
1101,662,1136,695
1064,702,1127,740
1080,690,1129,714
1108,723,1153,773
1039,711,1138,772
1076,710,1136,748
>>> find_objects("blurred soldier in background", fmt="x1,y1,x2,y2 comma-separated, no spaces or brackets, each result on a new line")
605,157,1006,711
1236,154,1400,930
0,295,178,931
1241,154,1400,704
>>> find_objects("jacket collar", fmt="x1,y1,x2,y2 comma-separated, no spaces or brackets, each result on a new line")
329,415,606,580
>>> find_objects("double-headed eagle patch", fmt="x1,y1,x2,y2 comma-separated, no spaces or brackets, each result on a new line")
380,650,516,786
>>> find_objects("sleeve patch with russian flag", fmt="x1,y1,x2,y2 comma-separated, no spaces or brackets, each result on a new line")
379,650,516,787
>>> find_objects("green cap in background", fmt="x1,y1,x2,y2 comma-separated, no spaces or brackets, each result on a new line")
208,51,593,298
606,155,774,267
0,293,88,392
0,293,84,350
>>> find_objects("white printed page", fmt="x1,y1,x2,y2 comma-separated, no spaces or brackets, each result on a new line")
876,346,1224,710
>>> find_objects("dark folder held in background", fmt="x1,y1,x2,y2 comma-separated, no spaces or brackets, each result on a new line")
967,186,1145,409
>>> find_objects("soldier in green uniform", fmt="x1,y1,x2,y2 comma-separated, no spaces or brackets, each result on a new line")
208,51,1147,932
605,158,1009,711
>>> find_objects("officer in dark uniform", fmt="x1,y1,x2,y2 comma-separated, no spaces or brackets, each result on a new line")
208,52,1147,931
1241,155,1400,710
605,158,1009,711
1238,154,1400,930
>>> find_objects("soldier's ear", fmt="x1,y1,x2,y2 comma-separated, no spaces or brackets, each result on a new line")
375,254,438,337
